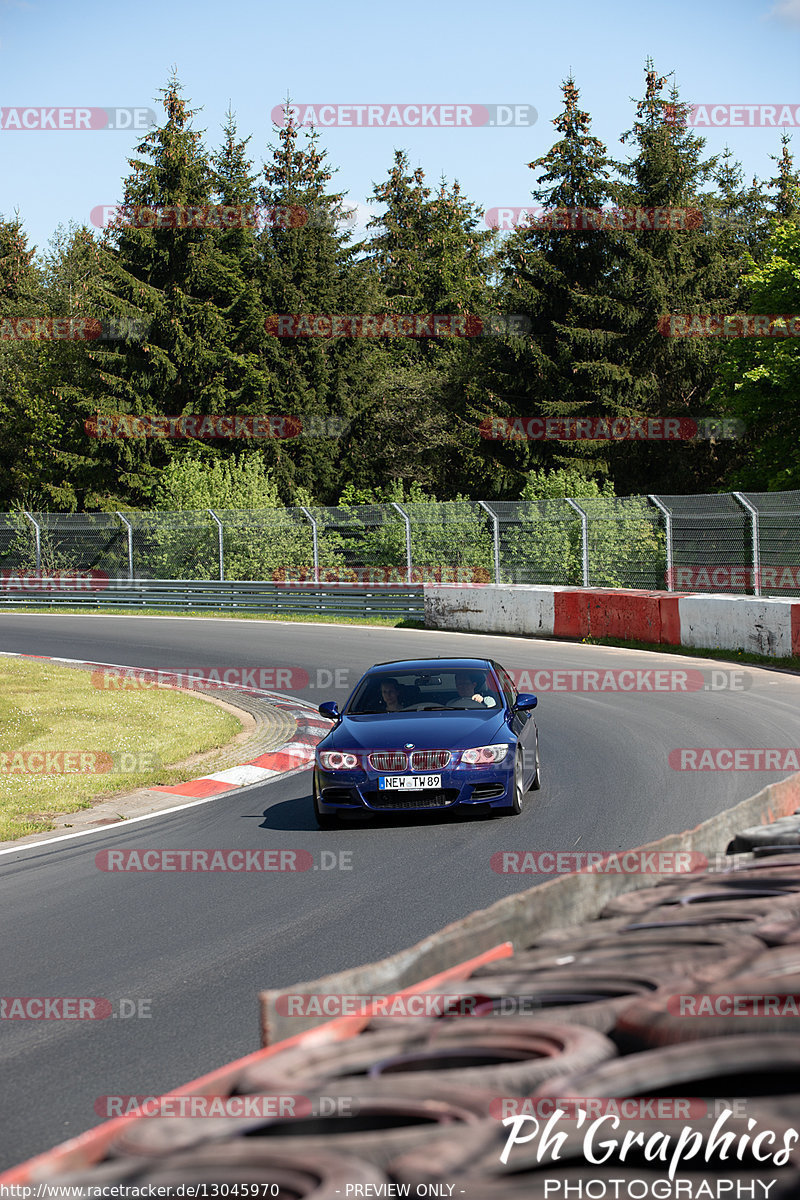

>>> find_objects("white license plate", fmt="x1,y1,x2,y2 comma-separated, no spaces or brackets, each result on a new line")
378,774,442,791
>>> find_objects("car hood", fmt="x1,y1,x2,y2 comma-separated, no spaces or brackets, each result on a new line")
321,711,507,752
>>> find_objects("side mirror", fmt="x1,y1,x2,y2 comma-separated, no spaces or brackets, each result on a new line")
513,693,538,712
318,701,340,721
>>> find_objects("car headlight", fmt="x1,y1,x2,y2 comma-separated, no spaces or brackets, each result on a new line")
318,750,360,770
460,743,510,765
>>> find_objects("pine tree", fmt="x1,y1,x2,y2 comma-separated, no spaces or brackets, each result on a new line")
604,64,742,492
767,133,800,222
472,75,620,492
257,110,381,502
81,74,224,506
0,215,80,509
356,154,493,495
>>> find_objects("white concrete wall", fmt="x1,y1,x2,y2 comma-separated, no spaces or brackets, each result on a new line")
425,585,556,636
678,595,796,658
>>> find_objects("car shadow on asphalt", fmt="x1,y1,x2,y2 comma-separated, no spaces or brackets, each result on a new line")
255,791,495,833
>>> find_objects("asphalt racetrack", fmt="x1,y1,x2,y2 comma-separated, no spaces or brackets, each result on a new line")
1,613,799,1169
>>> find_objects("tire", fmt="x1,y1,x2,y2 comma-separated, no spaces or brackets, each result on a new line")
532,1033,800,1106
313,779,341,831
615,968,800,1049
529,732,541,791
496,750,524,816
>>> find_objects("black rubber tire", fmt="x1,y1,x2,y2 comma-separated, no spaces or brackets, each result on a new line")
529,732,541,791
493,750,524,816
533,1033,800,1104
616,969,800,1048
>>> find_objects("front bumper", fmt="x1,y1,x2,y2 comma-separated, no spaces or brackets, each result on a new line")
314,765,515,813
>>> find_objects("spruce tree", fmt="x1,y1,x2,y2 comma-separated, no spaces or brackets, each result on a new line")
473,76,620,492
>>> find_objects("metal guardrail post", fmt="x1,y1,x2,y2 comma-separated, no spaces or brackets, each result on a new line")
733,492,760,597
565,498,589,587
390,501,413,585
299,507,319,583
648,495,673,591
23,512,41,572
207,510,224,582
477,500,500,584
115,512,134,582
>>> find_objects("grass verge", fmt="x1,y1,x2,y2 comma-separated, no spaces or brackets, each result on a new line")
0,605,425,628
578,635,800,673
0,657,242,841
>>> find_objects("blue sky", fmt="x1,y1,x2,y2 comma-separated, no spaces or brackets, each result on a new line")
1,0,799,256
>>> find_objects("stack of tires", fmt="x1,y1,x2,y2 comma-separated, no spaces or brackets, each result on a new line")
52,850,800,1197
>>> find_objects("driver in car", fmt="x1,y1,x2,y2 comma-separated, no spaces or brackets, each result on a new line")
447,670,498,708
380,678,405,711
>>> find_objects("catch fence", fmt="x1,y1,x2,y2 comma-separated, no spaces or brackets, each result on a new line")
0,492,798,596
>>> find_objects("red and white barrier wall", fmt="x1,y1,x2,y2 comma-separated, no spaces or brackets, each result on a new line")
424,586,800,659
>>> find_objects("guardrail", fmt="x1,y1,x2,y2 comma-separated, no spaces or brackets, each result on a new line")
0,579,425,619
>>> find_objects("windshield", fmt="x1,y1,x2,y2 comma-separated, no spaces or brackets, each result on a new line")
348,669,501,714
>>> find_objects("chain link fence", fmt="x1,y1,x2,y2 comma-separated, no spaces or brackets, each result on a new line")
1,493,798,595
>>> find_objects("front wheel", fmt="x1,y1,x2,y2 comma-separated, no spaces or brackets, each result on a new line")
530,732,541,791
495,750,525,817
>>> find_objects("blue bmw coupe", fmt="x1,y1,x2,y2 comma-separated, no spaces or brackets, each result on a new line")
312,657,540,828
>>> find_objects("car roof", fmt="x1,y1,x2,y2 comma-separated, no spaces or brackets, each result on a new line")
367,658,494,673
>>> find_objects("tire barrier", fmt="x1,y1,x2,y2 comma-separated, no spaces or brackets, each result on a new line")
10,832,800,1194
533,1032,800,1103
730,815,800,852
107,1078,499,1171
242,1019,617,1096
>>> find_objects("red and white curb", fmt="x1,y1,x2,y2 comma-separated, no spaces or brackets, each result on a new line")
0,652,330,800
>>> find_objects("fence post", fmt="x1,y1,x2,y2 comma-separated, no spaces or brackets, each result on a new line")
648,495,673,591
390,501,413,585
23,512,41,572
477,500,500,584
565,498,589,587
299,506,319,584
733,492,760,596
207,510,224,582
116,512,134,582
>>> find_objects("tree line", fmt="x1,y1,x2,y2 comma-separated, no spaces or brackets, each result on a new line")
1,62,798,514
